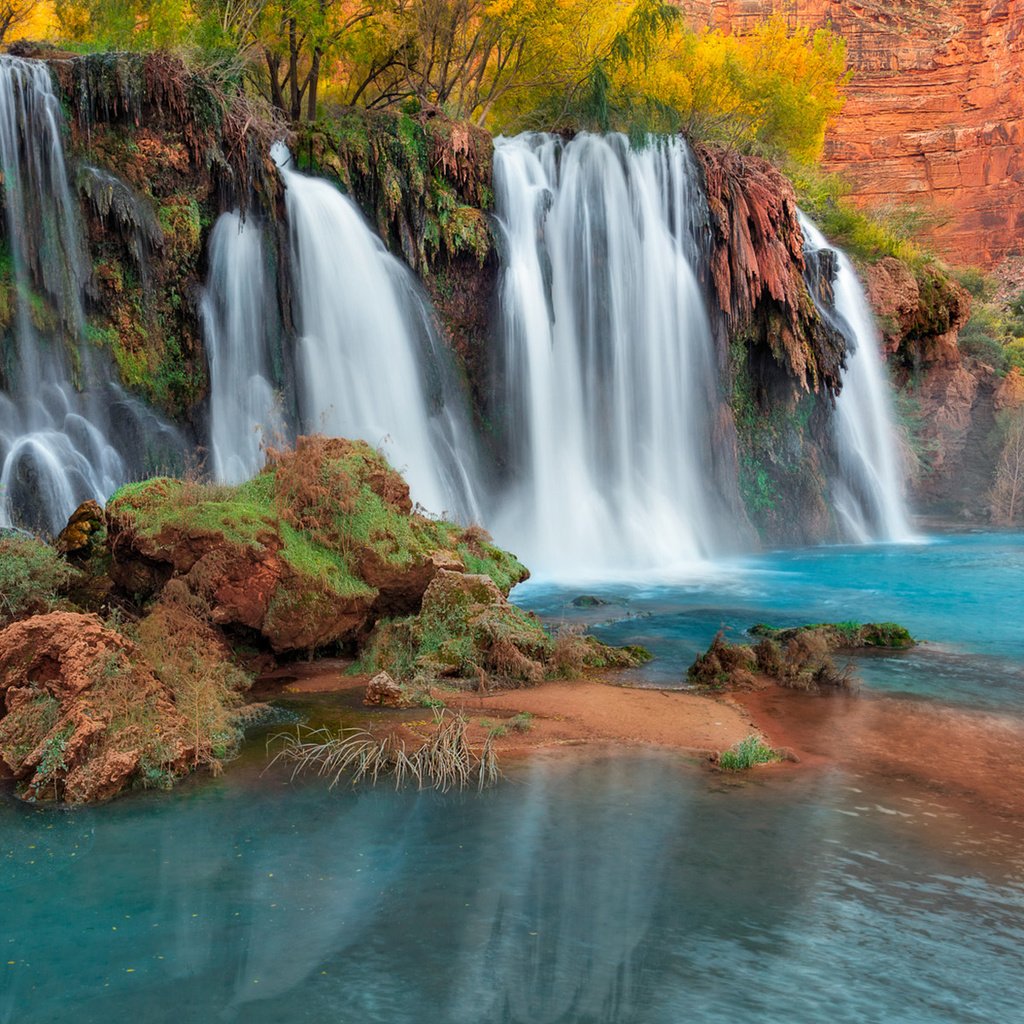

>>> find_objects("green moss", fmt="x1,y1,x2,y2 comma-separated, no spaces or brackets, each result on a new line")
0,537,73,625
457,543,528,594
297,109,493,278
108,441,527,619
278,522,371,598
749,621,915,650
730,334,823,537
108,478,270,550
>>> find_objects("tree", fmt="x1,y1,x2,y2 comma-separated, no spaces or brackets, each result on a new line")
990,409,1024,524
255,0,378,120
0,0,40,43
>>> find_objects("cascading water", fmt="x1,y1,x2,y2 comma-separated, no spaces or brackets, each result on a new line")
799,214,915,542
272,143,479,519
491,133,723,576
0,55,181,536
202,211,285,484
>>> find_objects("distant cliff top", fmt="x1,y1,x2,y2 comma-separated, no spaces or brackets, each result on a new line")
681,0,1024,269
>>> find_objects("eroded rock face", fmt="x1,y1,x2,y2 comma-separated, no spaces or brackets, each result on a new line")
0,612,192,803
862,258,970,367
686,0,1024,267
697,145,847,396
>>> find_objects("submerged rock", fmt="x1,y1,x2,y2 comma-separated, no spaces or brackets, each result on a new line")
749,621,915,650
685,621,899,695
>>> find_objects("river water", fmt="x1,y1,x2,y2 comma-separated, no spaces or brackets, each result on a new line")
2,533,1022,1023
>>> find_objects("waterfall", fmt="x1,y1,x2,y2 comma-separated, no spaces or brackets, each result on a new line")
0,56,181,536
799,214,915,542
202,211,284,484
491,133,723,576
272,143,479,520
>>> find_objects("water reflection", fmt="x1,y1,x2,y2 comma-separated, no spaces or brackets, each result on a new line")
2,752,1022,1024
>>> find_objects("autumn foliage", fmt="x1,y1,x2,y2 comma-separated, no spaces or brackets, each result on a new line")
46,1,849,165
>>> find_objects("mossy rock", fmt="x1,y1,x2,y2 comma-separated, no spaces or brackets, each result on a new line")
749,621,915,650
104,436,527,655
690,627,861,695
366,570,651,689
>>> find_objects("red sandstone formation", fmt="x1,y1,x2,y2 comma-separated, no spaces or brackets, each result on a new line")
697,144,847,394
0,613,193,802
684,0,1024,267
862,257,970,366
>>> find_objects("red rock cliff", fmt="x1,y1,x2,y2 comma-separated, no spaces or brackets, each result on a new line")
683,1,1024,268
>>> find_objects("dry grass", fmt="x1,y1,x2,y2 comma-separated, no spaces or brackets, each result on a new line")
267,708,501,792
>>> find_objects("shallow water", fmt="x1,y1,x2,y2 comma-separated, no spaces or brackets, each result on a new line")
2,751,1022,1024
516,532,1024,713
3,534,1023,1023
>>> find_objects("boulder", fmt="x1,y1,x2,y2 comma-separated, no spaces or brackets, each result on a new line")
55,500,105,558
0,612,192,802
104,437,528,655
363,671,407,708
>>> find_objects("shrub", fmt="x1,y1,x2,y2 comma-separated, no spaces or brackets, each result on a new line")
0,537,72,626
135,583,252,770
687,631,756,689
718,735,779,771
959,315,1009,372
508,712,534,733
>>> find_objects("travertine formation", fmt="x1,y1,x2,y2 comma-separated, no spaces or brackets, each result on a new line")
684,0,1024,267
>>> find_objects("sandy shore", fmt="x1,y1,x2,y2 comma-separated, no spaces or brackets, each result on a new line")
257,661,760,761
258,660,1024,825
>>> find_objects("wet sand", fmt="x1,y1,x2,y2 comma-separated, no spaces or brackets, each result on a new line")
255,660,1024,830
254,661,759,761
734,685,1024,821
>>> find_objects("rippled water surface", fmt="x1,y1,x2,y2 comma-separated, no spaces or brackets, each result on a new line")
517,532,1024,712
3,752,1023,1024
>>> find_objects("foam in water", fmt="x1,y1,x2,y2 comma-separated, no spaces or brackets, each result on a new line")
799,214,915,542
0,56,182,535
202,211,284,484
491,133,722,576
271,143,479,520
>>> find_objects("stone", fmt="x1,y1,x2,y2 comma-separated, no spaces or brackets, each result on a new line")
363,671,408,708
55,500,105,558
0,612,193,803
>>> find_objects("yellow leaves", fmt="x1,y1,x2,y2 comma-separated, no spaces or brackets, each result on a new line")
476,5,846,162
605,14,848,164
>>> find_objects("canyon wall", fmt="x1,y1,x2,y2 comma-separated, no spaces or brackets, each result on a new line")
684,1,1024,268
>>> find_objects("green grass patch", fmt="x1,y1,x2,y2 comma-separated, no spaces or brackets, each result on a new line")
718,735,779,771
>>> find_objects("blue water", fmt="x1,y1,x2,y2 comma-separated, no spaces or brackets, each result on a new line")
2,533,1023,1023
515,533,1024,714
2,752,1022,1024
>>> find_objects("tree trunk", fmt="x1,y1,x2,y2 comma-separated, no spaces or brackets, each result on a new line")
265,50,286,112
289,18,302,121
307,48,322,121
